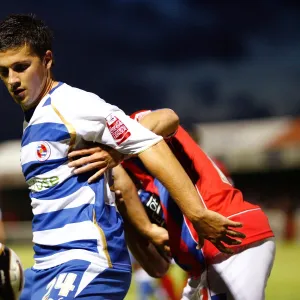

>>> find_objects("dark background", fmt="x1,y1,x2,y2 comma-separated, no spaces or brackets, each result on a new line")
1,0,300,141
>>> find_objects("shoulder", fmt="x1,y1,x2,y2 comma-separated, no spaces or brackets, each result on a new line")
51,84,116,119
55,84,105,105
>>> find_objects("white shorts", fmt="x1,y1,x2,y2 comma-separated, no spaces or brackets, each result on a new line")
181,238,275,300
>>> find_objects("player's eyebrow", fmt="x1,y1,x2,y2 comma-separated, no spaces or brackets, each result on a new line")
0,60,31,69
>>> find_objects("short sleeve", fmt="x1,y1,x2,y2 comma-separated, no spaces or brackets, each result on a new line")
55,89,162,155
99,109,163,155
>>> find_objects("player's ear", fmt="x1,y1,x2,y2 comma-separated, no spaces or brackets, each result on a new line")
44,50,53,70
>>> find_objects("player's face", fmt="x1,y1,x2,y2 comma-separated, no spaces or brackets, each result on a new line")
0,45,53,110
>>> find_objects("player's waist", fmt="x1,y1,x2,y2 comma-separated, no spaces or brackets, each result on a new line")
32,219,131,271
33,248,111,270
32,219,114,262
33,243,131,271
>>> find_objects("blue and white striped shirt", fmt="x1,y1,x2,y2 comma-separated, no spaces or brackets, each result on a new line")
21,82,162,271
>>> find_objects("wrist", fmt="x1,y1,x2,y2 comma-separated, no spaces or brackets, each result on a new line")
189,209,207,225
141,223,156,240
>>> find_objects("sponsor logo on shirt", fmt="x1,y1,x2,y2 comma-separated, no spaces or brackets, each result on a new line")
106,114,131,145
36,141,51,161
27,176,59,192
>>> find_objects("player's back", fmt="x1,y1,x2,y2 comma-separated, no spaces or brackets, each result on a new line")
167,126,274,259
21,82,130,272
167,126,249,214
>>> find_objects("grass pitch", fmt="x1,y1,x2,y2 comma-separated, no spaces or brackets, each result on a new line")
10,241,299,300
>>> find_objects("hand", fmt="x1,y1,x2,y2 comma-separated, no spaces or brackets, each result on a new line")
115,190,171,259
193,209,246,254
115,189,171,261
68,145,124,183
146,224,171,261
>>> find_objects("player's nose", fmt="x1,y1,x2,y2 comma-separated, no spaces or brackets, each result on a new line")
8,69,20,86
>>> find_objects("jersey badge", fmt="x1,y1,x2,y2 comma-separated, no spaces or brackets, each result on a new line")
36,141,51,161
106,114,131,145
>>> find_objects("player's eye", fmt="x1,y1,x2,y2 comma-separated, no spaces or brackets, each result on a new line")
13,63,30,73
0,68,8,78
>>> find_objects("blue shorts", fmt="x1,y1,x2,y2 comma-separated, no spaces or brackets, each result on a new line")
20,260,131,299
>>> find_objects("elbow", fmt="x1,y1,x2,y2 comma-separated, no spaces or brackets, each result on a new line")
161,109,179,136
151,267,170,279
143,261,170,278
166,109,179,130
148,271,166,279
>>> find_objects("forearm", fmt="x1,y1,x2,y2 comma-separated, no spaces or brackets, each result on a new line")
113,165,155,239
124,220,169,278
138,140,205,223
138,109,179,137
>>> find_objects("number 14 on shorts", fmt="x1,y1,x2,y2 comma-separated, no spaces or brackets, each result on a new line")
42,273,78,299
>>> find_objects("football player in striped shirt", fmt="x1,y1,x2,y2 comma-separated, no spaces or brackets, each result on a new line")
0,14,243,299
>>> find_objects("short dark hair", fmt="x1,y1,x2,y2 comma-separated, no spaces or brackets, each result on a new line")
0,14,53,60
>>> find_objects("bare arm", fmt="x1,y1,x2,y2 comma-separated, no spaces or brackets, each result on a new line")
138,140,245,252
137,109,179,137
113,166,171,277
123,219,170,278
136,111,206,222
138,140,204,224
132,110,203,221
113,165,170,254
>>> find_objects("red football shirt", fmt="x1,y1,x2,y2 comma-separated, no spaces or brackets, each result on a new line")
130,110,274,262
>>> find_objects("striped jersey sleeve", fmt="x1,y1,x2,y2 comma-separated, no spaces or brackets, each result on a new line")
52,88,162,155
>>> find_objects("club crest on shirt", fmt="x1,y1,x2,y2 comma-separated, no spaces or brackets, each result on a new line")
36,141,51,161
106,114,131,145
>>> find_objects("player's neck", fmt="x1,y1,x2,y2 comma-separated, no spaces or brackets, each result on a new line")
22,78,58,112
36,78,58,105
